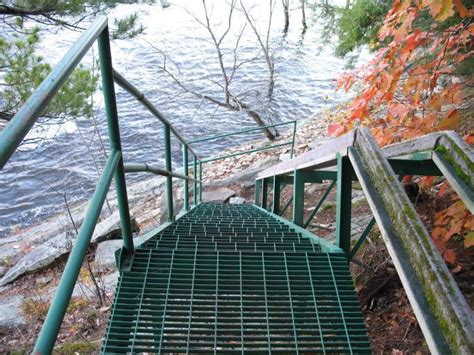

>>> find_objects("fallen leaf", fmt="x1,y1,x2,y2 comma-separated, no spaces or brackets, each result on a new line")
451,265,462,273
443,249,456,264
436,109,461,130
464,232,474,248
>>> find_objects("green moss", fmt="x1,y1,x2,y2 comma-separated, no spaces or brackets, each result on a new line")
357,148,472,352
321,202,335,211
54,341,98,354
437,142,474,189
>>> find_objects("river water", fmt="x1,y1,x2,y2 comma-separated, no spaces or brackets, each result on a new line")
0,0,364,237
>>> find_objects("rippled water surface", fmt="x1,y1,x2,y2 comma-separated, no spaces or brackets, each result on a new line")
0,0,363,237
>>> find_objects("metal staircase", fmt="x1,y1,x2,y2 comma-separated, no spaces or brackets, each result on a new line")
0,16,472,354
102,203,370,353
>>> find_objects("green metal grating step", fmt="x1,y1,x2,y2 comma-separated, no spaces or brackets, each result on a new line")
103,249,370,354
102,204,370,353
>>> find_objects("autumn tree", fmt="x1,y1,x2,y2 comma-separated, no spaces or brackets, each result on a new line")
330,0,473,262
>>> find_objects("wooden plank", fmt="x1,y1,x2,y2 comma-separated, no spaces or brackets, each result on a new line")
257,131,355,179
352,127,473,354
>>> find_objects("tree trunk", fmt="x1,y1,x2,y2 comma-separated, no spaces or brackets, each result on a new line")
282,0,290,35
301,0,307,34
239,104,276,141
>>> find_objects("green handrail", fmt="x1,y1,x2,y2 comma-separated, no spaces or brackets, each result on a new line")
193,120,297,164
0,15,301,353
0,15,204,353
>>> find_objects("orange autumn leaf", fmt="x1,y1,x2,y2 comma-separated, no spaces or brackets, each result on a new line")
429,0,454,21
420,176,435,189
446,200,466,218
444,222,462,241
327,123,345,137
437,109,461,130
464,232,474,248
433,238,447,254
438,182,448,197
443,249,456,264
464,134,474,145
464,216,474,230
453,0,469,17
432,226,446,240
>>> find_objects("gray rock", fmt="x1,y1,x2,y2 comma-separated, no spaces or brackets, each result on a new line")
91,211,122,244
0,233,73,286
0,295,26,328
94,239,123,272
229,197,246,205
352,190,366,204
202,187,236,203
0,209,140,286
159,187,184,224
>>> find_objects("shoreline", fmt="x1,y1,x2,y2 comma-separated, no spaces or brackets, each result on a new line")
0,105,336,289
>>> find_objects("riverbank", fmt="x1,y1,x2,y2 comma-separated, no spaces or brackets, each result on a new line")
1,104,462,353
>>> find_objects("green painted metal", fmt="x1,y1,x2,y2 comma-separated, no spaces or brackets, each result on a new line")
0,16,108,169
303,180,336,229
336,154,352,254
34,150,121,354
348,217,376,261
183,145,189,211
290,120,297,158
164,124,174,222
97,27,134,255
262,178,269,209
255,179,262,206
201,141,293,164
293,169,305,226
102,203,368,353
253,204,344,254
272,175,281,214
193,156,198,206
11,12,473,354
123,162,198,182
199,160,203,203
281,195,293,216
112,70,200,160
189,120,296,144
388,158,441,176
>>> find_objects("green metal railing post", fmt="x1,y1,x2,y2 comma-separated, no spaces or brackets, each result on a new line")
303,180,336,228
182,145,189,211
164,124,174,221
199,161,203,203
262,178,269,209
293,169,305,226
349,217,376,260
336,153,352,253
34,150,121,354
193,156,198,206
272,176,281,214
255,179,261,206
98,26,134,254
291,121,297,158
